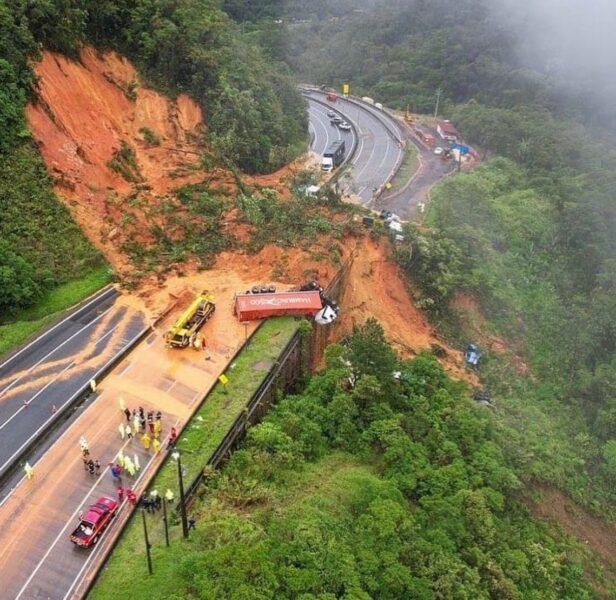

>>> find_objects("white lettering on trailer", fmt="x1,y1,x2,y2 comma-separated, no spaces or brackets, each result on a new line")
247,297,312,307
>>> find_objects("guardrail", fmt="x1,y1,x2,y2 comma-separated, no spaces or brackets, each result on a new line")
183,257,351,501
302,87,407,202
303,93,360,186
0,319,151,488
184,329,304,501
0,285,117,372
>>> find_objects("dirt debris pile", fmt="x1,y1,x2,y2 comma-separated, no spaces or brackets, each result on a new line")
26,47,233,273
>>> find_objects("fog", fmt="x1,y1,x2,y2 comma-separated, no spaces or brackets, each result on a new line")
490,0,616,99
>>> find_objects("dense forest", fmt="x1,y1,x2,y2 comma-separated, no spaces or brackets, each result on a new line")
4,0,616,595
92,322,598,599
0,0,306,317
222,0,616,593
234,0,616,510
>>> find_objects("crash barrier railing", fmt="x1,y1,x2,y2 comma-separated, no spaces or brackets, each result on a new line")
302,93,360,186
301,86,405,146
302,87,407,203
0,285,117,373
0,310,151,488
79,260,353,598
77,317,269,599
184,329,305,502
183,254,353,502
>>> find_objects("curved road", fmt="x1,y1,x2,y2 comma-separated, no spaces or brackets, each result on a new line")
306,91,459,221
305,90,404,204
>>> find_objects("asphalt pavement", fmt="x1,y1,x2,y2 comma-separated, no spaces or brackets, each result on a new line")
0,297,260,600
374,120,457,220
0,287,148,484
305,91,404,205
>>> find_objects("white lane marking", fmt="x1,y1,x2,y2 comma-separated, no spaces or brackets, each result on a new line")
310,104,331,153
308,120,317,145
0,287,115,373
353,113,379,182
0,362,74,432
0,306,115,399
0,323,118,432
358,133,394,201
0,325,148,478
60,419,182,600
13,428,159,600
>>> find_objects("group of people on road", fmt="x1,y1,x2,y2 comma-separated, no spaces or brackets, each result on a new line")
78,436,103,477
117,406,175,454
76,402,184,526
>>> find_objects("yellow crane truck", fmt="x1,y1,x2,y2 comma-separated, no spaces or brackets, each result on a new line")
165,292,215,348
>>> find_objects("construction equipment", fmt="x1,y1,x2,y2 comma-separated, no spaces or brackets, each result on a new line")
165,292,215,348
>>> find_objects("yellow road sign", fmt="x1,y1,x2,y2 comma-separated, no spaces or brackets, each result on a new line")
218,374,229,386
343,83,350,96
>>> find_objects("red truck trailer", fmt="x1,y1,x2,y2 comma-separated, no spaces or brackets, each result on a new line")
234,291,322,322
70,496,118,548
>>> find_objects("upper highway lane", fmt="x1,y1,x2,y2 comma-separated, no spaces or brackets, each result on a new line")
305,90,404,204
0,287,148,484
308,101,356,159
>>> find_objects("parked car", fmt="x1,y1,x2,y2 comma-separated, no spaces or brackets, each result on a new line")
433,146,444,156
338,121,352,131
70,496,118,548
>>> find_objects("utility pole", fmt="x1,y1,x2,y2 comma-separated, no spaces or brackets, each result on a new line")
142,509,153,575
434,88,442,120
173,451,189,538
162,497,170,547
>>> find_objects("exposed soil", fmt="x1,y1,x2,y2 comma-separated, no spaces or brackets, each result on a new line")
25,46,475,383
26,47,234,274
247,152,322,200
451,292,530,375
338,238,478,384
526,484,616,596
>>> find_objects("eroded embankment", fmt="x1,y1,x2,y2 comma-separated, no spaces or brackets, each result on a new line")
26,47,230,272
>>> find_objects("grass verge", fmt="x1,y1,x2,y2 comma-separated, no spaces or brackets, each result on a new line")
387,142,419,193
89,316,301,600
0,266,112,358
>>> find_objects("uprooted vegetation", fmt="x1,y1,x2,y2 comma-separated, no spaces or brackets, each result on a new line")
24,48,357,286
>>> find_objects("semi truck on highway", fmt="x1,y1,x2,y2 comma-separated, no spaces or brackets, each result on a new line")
165,291,215,348
321,140,346,172
70,496,118,548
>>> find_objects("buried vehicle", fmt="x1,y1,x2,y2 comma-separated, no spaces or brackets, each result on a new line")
464,343,482,367
70,496,118,548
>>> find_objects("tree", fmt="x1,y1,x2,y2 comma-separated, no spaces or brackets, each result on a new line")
347,318,397,383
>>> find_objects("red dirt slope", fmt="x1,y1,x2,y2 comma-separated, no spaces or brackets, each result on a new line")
26,48,216,272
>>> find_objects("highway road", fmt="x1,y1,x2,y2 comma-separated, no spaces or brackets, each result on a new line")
0,287,148,485
306,90,460,221
375,120,457,220
305,90,404,204
0,282,260,600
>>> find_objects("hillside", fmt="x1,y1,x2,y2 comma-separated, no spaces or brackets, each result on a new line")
26,47,227,275
4,0,616,597
0,0,307,350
